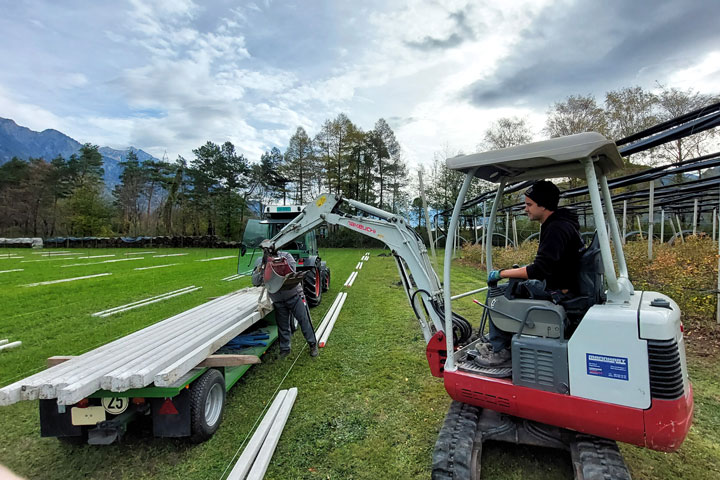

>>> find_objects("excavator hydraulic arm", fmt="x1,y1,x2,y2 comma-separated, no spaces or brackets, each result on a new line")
260,193,451,344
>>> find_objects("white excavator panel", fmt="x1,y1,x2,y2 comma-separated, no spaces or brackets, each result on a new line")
568,294,651,409
638,291,690,398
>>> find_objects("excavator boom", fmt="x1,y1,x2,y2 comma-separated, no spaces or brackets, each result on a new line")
260,193,459,344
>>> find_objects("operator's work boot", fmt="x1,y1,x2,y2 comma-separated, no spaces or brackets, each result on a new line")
279,348,291,358
309,343,319,357
475,346,511,368
475,342,492,356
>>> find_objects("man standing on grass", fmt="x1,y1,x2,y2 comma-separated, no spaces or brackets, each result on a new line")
476,180,583,368
252,249,318,358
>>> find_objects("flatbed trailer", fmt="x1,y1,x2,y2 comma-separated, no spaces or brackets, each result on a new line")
38,317,278,445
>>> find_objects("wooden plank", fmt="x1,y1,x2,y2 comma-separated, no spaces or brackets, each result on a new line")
47,354,261,369
197,355,261,367
47,356,74,367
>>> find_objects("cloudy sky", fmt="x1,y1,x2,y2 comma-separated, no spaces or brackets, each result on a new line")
0,0,718,167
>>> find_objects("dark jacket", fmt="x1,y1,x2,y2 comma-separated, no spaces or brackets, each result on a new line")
525,208,583,292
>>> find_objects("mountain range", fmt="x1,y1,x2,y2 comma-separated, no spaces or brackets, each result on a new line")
0,117,160,188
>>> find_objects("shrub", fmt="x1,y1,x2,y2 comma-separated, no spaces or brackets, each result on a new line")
624,236,718,326
460,241,537,270
461,235,719,326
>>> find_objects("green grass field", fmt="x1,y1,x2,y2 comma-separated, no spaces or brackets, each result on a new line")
0,247,717,479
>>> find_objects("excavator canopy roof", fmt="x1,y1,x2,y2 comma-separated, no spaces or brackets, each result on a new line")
446,132,624,183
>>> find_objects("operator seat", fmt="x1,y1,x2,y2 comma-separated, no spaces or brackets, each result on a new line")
487,282,567,340
558,232,605,329
486,232,604,340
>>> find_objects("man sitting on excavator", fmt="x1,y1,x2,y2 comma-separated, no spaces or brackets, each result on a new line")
475,180,583,368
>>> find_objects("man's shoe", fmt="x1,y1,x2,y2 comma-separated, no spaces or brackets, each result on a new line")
279,349,291,358
309,343,319,357
475,342,492,356
474,346,511,367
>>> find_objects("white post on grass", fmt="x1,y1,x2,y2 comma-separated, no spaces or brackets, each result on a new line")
669,213,678,241
676,215,684,243
660,209,665,244
622,200,628,244
717,231,720,324
481,201,487,267
454,223,459,259
636,216,644,240
418,171,437,265
505,211,509,248
693,198,698,236
713,208,717,242
473,216,478,244
512,215,518,250
648,180,655,260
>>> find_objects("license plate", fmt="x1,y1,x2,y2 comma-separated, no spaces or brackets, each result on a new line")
71,406,106,425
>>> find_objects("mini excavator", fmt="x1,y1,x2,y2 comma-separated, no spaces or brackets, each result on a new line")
260,132,693,479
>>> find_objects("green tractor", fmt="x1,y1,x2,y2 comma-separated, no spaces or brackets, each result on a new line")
240,205,330,307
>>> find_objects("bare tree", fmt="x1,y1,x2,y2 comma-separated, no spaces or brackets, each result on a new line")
655,85,719,164
544,94,608,138
480,116,533,151
605,86,660,140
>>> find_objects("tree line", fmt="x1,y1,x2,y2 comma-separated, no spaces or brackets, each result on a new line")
0,86,716,241
0,114,408,240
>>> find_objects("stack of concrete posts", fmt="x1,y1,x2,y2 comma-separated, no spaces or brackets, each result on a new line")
0,287,268,406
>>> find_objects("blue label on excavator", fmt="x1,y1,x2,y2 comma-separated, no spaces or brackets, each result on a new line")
586,353,629,381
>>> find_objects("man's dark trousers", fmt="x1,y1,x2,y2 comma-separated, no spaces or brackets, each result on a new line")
274,294,316,352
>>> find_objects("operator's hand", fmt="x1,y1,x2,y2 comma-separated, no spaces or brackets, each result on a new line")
487,269,503,284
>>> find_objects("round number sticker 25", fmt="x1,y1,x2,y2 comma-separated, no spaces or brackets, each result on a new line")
101,397,129,415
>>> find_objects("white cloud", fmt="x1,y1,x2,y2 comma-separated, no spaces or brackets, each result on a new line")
58,73,89,89
0,85,65,132
1,0,718,175
667,51,720,94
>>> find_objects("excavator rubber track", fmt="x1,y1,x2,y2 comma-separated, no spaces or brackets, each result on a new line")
570,434,632,480
432,401,632,480
431,401,481,480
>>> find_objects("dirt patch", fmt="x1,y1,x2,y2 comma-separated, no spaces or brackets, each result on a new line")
683,324,720,362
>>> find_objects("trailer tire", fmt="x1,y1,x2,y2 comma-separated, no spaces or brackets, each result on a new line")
304,266,322,307
432,401,481,480
189,369,225,443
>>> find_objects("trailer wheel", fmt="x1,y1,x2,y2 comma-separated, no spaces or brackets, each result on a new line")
320,265,330,293
189,369,225,443
303,266,322,307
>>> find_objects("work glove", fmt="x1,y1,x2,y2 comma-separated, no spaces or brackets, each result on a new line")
487,269,503,285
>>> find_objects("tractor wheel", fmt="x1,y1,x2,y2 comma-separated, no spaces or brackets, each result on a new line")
303,266,322,307
189,369,225,443
432,401,481,480
320,265,331,292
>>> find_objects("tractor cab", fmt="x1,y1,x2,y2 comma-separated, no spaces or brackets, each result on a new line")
438,132,692,453
241,204,329,307
242,205,317,255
